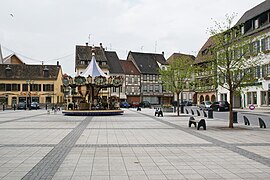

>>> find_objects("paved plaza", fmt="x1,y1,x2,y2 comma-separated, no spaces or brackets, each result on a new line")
0,108,270,180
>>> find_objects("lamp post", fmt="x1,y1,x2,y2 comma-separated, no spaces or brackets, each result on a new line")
26,80,34,110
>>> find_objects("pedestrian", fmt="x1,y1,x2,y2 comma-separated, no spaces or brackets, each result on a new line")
13,104,16,111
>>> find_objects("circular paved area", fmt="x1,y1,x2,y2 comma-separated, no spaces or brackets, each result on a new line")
0,108,269,180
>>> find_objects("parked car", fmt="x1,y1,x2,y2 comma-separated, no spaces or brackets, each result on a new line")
139,101,151,108
17,102,26,110
120,101,130,108
30,102,40,109
199,101,212,110
210,101,230,111
130,102,140,108
172,100,192,106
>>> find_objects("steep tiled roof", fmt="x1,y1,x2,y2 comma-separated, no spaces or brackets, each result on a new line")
75,45,107,68
128,52,167,74
2,54,24,64
167,53,195,64
236,0,270,25
0,64,61,80
195,37,214,64
119,60,140,75
104,51,124,74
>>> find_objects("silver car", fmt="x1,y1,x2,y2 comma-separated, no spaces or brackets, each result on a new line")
199,101,212,110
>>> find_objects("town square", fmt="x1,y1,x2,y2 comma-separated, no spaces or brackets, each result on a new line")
1,0,270,179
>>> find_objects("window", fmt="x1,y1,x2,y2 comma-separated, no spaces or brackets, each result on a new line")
143,85,147,92
261,91,267,105
241,26,245,35
134,77,138,84
149,75,153,81
254,19,259,29
155,85,159,92
22,84,28,91
262,64,270,77
112,87,116,93
12,84,20,91
143,74,147,81
128,77,132,84
0,84,5,91
30,84,41,91
252,92,257,104
43,84,54,91
250,41,260,55
6,84,11,91
262,37,270,51
149,85,153,92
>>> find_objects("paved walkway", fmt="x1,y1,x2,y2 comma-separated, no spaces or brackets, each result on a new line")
0,108,269,180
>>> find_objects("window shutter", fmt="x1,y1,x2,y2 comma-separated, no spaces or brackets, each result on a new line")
262,65,265,77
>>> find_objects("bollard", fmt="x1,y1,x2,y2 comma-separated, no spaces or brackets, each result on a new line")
233,111,238,123
208,109,213,119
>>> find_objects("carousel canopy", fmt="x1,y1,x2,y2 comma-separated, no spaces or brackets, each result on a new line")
81,55,107,77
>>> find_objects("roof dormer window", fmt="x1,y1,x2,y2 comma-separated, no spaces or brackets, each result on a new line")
254,19,259,29
43,66,49,77
5,65,12,77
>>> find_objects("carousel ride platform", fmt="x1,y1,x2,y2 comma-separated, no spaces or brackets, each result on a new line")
62,109,124,116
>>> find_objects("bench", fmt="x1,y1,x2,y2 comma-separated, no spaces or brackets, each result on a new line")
258,117,266,128
155,108,163,117
191,109,194,115
203,110,207,117
185,108,189,114
243,116,250,126
188,116,206,130
196,109,201,116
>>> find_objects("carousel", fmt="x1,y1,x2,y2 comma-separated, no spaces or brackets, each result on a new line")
62,52,124,116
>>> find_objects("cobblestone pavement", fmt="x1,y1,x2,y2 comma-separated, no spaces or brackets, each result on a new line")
0,109,270,180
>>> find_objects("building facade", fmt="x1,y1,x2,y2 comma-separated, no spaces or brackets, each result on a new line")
119,60,141,104
127,51,170,105
217,0,270,108
167,53,196,104
0,55,64,108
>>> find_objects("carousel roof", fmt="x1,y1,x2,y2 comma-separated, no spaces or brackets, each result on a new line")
81,54,107,77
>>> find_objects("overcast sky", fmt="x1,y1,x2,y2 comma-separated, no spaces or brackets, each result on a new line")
0,0,265,75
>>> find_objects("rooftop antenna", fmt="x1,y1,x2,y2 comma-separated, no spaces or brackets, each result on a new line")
88,34,91,44
109,43,112,50
0,44,3,64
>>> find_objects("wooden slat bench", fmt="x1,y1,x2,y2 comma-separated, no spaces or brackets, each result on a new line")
188,116,206,130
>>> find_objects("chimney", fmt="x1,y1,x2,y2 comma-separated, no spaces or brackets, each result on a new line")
57,61,59,66
100,43,103,47
86,42,88,46
162,51,164,56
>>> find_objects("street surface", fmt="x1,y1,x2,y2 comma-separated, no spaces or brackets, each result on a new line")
0,108,269,180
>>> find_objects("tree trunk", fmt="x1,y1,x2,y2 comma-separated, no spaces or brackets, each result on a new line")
229,90,234,128
177,93,180,116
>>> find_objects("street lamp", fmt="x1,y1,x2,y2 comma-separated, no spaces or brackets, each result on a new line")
26,80,34,110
